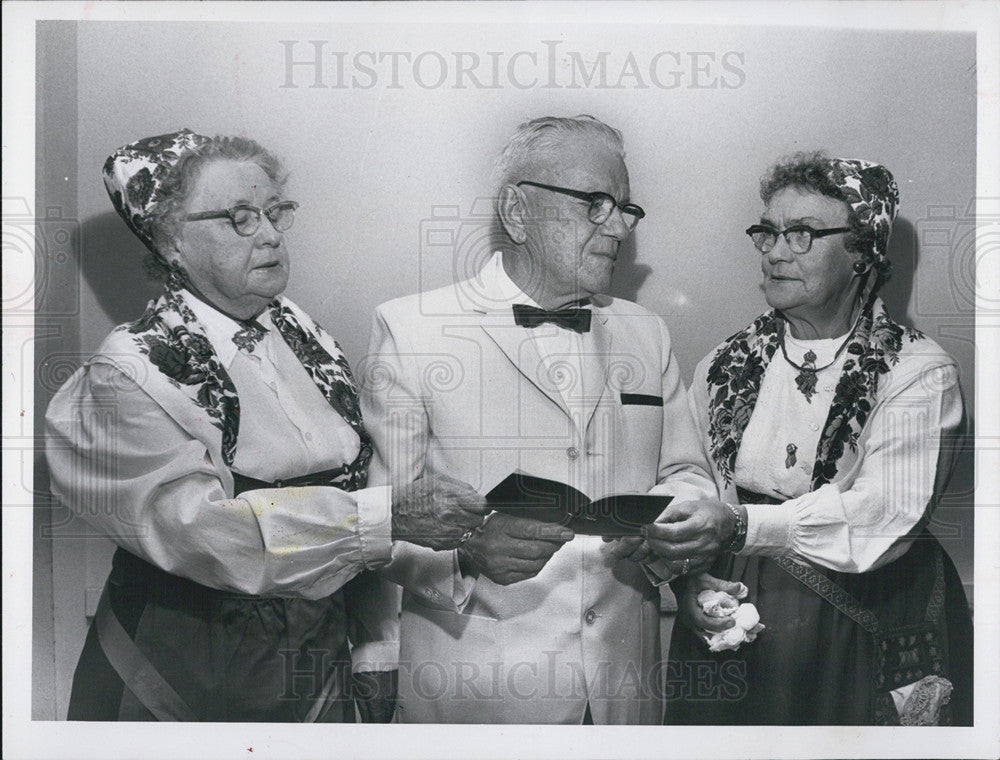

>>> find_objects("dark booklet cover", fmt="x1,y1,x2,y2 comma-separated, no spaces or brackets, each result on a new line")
485,472,672,537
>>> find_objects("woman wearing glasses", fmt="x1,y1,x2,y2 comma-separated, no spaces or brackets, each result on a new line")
649,153,972,725
45,130,486,721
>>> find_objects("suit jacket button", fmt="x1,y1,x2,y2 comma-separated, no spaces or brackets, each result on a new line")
584,609,597,624
567,446,580,460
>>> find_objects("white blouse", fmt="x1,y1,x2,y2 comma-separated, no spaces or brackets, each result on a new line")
731,328,963,572
45,292,394,603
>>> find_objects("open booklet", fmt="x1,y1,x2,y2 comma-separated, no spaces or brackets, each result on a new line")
485,472,673,537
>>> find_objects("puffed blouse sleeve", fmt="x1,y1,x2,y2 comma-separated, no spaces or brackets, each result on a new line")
739,355,964,573
45,362,393,600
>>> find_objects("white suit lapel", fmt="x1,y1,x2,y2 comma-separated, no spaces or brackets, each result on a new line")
471,260,572,419
479,316,572,418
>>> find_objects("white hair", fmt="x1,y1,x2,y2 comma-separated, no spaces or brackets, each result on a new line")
490,115,625,194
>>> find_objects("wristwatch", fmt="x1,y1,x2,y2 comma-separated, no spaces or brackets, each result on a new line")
723,503,747,553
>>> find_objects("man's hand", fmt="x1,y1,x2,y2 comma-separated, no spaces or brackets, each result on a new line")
675,572,745,637
602,535,653,563
642,499,737,572
390,475,489,551
458,513,574,586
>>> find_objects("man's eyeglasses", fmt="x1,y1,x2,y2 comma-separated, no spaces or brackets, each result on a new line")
185,201,299,237
517,181,645,231
745,223,850,254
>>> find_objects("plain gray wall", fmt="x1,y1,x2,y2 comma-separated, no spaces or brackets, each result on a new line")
35,20,976,718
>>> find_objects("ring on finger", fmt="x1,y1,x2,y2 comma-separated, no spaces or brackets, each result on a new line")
459,529,474,544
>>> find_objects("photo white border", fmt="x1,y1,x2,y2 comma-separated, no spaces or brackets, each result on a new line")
3,2,998,758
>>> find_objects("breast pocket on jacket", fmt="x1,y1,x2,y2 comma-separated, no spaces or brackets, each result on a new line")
615,392,664,485
619,393,663,407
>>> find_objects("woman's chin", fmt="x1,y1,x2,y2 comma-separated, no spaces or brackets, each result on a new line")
763,284,802,311
248,268,289,298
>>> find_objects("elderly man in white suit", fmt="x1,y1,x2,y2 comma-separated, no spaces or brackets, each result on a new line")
361,115,719,724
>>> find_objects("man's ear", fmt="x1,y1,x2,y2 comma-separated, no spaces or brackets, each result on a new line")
497,185,527,244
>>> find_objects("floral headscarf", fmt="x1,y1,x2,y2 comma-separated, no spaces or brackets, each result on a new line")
826,158,899,292
705,299,925,489
102,129,211,252
117,289,372,485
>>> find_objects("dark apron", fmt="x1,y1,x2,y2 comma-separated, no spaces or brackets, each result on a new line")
67,470,357,722
665,489,973,726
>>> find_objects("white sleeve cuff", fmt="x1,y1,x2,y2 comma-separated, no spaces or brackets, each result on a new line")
356,485,393,568
741,501,795,555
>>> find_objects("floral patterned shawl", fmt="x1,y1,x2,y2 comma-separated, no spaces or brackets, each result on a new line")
112,288,371,490
705,297,924,489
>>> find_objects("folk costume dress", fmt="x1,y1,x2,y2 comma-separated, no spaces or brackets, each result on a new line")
46,288,399,721
666,298,973,725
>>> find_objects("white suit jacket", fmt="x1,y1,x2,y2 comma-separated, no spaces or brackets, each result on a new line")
360,257,715,723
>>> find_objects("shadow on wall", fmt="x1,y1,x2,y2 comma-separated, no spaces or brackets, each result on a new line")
878,216,916,326
80,211,162,324
609,234,652,303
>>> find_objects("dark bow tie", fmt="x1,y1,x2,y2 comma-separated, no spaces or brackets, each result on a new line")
512,303,592,333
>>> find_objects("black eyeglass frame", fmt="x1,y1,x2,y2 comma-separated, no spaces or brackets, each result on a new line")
185,201,300,237
745,223,850,254
516,181,645,229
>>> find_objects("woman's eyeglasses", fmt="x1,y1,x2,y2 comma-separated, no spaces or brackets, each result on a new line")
517,181,645,231
185,201,299,237
746,223,850,254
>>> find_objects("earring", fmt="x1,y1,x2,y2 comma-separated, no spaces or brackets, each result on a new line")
852,261,869,274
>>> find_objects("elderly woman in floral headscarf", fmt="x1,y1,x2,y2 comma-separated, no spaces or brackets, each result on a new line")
642,153,973,725
45,130,487,722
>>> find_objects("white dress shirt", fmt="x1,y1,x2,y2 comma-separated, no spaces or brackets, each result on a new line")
489,252,592,418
